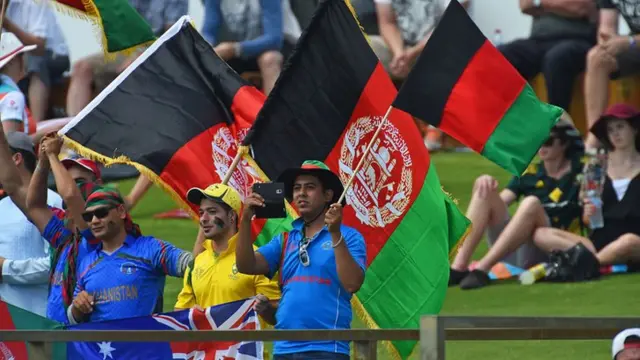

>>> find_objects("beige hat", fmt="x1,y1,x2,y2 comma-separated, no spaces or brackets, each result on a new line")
0,32,36,70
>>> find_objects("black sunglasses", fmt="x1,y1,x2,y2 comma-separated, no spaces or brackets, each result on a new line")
542,136,559,147
82,205,116,222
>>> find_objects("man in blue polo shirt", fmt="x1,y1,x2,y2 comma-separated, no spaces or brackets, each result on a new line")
67,186,192,323
236,160,367,360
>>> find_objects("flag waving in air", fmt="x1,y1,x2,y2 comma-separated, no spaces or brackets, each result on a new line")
392,0,562,176
58,16,292,246
241,0,471,357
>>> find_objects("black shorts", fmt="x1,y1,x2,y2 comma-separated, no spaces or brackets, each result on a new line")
226,40,295,75
612,46,640,79
26,50,70,87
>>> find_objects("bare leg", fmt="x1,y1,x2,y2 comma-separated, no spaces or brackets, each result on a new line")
451,183,508,271
28,74,49,123
474,196,548,272
584,46,618,149
257,51,283,96
596,233,640,265
66,59,96,116
532,227,597,254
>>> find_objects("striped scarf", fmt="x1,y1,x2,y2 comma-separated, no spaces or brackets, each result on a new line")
85,185,142,238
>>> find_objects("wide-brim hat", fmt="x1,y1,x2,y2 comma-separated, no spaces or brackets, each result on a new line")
186,183,242,214
0,33,36,70
276,160,345,205
551,119,584,157
590,103,640,151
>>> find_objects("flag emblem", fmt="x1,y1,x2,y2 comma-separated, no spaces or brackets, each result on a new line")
338,115,413,227
212,127,260,200
0,342,14,360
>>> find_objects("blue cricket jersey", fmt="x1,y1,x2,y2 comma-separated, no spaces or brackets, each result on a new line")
41,215,97,324
73,235,191,322
257,219,367,356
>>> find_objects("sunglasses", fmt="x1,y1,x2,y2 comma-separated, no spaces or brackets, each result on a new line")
299,237,311,267
541,136,559,147
82,205,115,222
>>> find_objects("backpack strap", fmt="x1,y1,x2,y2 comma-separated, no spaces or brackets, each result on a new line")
278,232,290,289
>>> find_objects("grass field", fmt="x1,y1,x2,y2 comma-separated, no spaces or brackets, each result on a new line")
114,152,639,359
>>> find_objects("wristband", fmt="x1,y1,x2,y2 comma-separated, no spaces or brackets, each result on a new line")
332,235,344,248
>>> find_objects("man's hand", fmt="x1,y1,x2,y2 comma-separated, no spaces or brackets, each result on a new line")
601,35,631,56
390,51,409,78
37,138,50,166
325,203,343,235
473,175,498,199
72,290,95,315
214,42,237,61
242,191,265,220
192,304,204,312
42,135,63,157
253,294,270,314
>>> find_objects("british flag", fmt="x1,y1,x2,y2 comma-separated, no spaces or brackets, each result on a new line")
67,298,263,360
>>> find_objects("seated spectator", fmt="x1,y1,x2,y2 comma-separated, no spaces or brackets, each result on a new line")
584,1,640,149
202,0,287,95
449,121,585,289
10,0,70,123
533,104,640,276
66,0,187,117
612,328,640,360
0,33,37,134
499,0,596,113
371,0,469,80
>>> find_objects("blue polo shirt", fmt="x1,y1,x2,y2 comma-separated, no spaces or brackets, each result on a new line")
41,215,98,324
257,218,367,356
73,235,191,322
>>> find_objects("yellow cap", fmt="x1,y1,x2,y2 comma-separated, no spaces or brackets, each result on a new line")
186,183,241,214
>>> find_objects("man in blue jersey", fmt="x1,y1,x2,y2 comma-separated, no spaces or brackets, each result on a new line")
67,186,193,323
236,160,367,360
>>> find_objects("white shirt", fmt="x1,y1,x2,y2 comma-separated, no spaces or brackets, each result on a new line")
5,0,69,56
0,74,29,133
0,189,63,317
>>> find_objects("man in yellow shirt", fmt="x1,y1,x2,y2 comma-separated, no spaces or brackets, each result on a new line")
175,183,280,327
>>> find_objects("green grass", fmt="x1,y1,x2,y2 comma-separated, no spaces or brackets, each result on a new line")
113,152,639,359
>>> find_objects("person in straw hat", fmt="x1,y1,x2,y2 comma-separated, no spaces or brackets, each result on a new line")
0,32,37,135
236,160,366,360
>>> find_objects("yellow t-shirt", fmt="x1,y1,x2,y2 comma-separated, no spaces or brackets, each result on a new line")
174,235,281,326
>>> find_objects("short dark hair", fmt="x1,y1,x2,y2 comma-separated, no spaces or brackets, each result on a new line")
10,147,36,173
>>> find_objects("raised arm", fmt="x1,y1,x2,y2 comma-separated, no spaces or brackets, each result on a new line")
25,139,55,233
236,192,272,276
124,175,153,211
44,136,88,231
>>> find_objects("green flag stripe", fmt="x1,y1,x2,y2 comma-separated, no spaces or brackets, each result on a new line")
355,163,470,358
255,217,293,247
482,84,562,175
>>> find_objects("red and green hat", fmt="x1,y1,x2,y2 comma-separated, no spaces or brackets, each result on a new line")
276,160,345,205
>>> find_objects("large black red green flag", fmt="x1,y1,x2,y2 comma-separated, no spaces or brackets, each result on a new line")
392,0,562,176
0,300,66,359
242,0,470,358
58,16,292,245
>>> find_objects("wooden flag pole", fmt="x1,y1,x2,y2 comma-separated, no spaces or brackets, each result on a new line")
221,147,245,185
337,106,393,204
0,0,7,33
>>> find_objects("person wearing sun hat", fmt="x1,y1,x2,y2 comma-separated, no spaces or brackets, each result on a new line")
236,160,366,360
0,32,37,135
175,183,280,357
533,103,640,280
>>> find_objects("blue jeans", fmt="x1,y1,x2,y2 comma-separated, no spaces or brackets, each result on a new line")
273,351,350,360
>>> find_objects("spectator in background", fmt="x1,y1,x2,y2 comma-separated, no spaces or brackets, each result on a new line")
0,129,63,317
584,1,640,149
6,0,70,123
65,0,188,117
612,328,640,360
202,0,287,95
498,0,597,114
0,33,36,134
450,121,585,290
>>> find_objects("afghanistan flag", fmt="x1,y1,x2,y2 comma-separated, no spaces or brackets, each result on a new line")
50,0,155,56
242,0,470,357
0,300,66,359
392,0,562,176
58,16,291,246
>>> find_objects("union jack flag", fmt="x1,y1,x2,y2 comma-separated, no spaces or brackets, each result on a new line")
67,298,263,360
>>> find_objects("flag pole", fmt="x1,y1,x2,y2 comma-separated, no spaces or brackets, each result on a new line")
0,0,7,32
337,106,393,204
221,148,245,185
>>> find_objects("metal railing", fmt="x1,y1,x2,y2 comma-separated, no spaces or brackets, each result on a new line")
1,315,638,360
